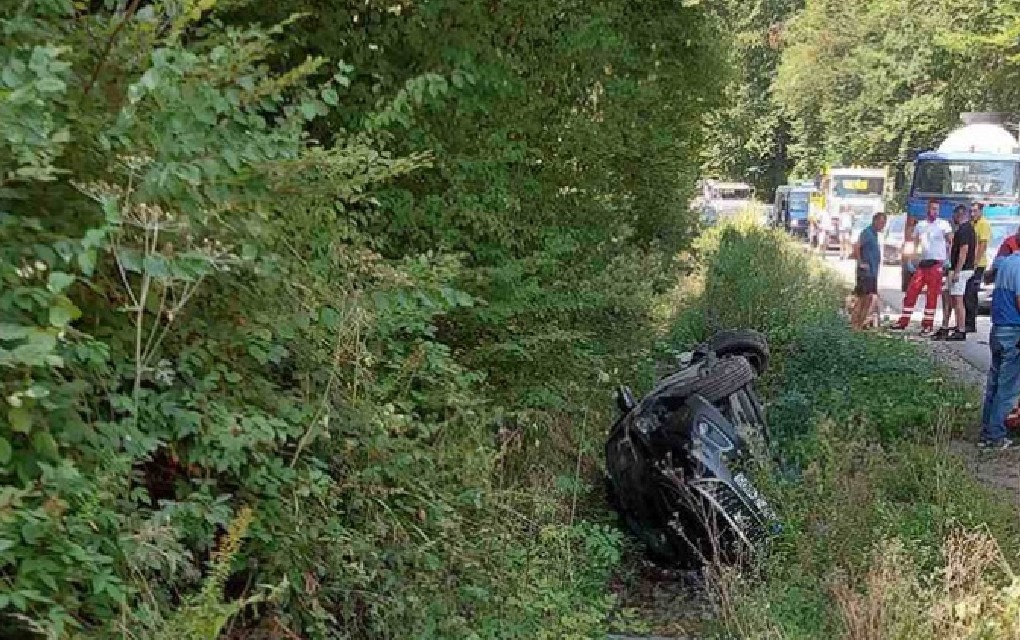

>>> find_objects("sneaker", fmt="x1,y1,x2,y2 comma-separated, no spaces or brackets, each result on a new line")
978,438,1014,450
945,329,967,342
888,323,908,331
931,327,951,340
920,326,936,337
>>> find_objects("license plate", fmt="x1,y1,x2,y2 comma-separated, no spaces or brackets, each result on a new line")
733,472,778,521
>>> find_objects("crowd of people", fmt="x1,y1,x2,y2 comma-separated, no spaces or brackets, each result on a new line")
846,201,1020,450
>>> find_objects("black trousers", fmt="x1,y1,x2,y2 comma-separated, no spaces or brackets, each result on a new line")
964,266,985,331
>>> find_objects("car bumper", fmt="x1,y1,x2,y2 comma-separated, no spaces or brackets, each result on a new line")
979,284,993,311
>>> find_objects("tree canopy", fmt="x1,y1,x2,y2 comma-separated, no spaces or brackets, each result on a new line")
706,0,1020,195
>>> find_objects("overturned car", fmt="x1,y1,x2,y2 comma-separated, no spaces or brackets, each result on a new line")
605,330,779,567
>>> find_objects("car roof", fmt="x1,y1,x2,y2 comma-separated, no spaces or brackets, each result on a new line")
917,151,1020,162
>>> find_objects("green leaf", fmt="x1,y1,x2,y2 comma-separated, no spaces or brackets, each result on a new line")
46,271,74,293
0,324,30,341
78,248,96,276
8,407,32,434
143,254,170,278
299,101,319,120
0,437,11,465
31,431,58,459
83,228,106,249
21,521,43,545
102,196,120,223
48,296,81,328
319,306,341,329
117,248,142,273
24,386,48,399
35,76,66,92
321,87,339,106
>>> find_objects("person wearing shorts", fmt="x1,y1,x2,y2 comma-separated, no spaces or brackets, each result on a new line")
935,204,975,341
852,212,886,330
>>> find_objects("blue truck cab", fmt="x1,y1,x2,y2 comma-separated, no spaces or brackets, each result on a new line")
903,113,1020,293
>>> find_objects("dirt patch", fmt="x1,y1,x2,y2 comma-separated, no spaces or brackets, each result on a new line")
607,557,714,639
947,440,1020,503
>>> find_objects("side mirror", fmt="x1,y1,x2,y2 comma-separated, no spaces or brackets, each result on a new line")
616,386,636,413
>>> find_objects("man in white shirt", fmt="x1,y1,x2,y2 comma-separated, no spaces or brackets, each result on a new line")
891,199,954,335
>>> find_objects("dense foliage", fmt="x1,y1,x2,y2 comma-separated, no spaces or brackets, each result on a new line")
0,1,727,637
701,0,801,196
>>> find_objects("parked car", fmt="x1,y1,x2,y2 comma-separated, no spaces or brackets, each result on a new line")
693,179,756,226
882,215,907,265
978,218,1020,312
605,330,778,567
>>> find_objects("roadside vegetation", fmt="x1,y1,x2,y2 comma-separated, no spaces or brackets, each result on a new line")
614,221,1020,639
0,1,729,638
6,1,1020,639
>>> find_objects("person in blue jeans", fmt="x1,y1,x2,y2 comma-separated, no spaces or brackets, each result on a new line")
980,252,1020,448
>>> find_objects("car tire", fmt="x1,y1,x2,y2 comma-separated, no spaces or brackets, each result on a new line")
704,329,770,375
659,355,756,405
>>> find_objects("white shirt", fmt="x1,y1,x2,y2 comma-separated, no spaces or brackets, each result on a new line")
915,218,953,262
839,211,852,231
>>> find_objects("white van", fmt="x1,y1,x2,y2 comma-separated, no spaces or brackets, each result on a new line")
695,179,755,225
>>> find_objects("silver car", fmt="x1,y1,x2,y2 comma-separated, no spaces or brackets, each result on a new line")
978,219,1020,312
881,215,907,265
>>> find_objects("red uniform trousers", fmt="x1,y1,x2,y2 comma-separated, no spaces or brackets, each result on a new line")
895,261,943,330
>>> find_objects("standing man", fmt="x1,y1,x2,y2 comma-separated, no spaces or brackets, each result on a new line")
979,252,1020,449
935,205,975,341
891,200,953,334
851,212,887,330
839,208,853,260
965,202,991,332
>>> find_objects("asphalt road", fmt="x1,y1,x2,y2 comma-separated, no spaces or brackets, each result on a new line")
827,253,992,371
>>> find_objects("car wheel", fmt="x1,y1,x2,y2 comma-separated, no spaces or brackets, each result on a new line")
704,329,770,375
658,356,756,405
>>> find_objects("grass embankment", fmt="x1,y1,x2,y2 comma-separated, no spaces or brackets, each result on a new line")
613,222,1020,639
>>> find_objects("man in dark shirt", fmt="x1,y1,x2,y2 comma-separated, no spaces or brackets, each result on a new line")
851,212,886,330
936,205,975,341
